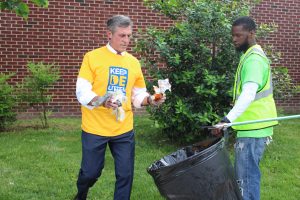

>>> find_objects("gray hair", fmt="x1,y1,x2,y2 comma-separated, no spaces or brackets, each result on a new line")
107,15,133,33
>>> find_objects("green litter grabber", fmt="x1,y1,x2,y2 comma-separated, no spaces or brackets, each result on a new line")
214,114,300,129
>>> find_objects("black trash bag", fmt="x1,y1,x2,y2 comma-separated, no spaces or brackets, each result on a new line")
147,137,242,200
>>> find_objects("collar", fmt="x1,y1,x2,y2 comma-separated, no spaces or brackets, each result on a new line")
244,44,260,55
106,43,126,56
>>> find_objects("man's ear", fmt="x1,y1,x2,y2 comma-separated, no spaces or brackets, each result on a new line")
249,30,256,38
107,31,112,40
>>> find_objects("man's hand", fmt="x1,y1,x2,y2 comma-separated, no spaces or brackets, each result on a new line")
89,96,103,107
211,117,231,137
103,97,120,109
211,123,225,137
88,94,115,108
148,94,166,106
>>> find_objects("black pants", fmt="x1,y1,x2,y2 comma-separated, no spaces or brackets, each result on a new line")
76,130,135,200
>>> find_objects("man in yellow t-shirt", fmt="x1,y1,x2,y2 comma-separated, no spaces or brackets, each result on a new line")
74,15,165,200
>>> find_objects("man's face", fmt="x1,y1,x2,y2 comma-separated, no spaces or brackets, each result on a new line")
107,26,132,52
231,25,252,52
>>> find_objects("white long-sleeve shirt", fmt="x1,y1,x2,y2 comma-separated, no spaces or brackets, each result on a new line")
226,82,259,122
76,43,149,110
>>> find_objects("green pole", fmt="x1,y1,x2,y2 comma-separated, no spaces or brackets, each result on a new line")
224,114,300,128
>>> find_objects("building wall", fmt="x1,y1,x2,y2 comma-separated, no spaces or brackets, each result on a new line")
0,0,299,117
0,0,173,117
251,0,300,113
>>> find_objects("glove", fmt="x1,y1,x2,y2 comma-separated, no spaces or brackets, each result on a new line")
221,116,231,123
211,117,231,137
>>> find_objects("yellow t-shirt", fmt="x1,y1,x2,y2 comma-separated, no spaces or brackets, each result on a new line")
78,46,146,136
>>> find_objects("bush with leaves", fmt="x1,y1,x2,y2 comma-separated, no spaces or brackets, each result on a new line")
272,67,299,100
18,62,60,128
0,0,48,20
136,0,293,143
0,73,17,131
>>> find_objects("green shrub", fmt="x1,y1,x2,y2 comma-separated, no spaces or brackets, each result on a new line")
0,73,17,131
136,0,290,143
18,62,60,128
136,0,251,142
272,67,299,100
0,0,48,20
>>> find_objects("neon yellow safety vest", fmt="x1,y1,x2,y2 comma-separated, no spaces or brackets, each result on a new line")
232,45,278,130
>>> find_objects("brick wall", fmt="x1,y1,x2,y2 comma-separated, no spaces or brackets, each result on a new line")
0,0,173,117
251,0,300,113
0,0,299,118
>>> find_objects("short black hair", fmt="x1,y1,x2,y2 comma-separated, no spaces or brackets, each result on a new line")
232,16,256,31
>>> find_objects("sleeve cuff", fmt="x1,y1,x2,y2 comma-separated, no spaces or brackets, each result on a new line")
131,87,149,108
221,116,231,123
133,92,149,108
82,104,95,110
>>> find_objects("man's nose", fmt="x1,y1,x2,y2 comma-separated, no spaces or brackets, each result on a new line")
232,36,236,42
124,36,130,43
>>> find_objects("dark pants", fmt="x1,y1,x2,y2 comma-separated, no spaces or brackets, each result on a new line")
76,130,135,200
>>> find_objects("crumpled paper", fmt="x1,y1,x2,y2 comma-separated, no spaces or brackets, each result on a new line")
152,78,171,101
110,90,127,122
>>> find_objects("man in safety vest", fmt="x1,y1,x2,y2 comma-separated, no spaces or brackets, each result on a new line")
216,16,278,200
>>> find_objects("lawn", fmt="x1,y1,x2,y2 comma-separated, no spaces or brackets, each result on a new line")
0,117,299,200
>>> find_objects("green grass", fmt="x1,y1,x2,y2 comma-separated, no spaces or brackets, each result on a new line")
261,119,300,200
0,117,174,200
0,117,299,199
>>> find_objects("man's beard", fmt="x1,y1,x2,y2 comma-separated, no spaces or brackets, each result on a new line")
236,42,249,52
